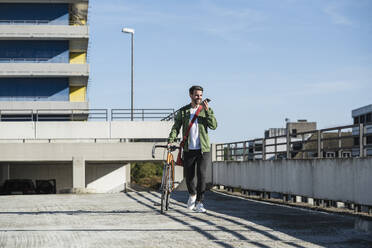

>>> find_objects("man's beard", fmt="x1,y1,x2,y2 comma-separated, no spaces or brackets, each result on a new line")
193,99,201,105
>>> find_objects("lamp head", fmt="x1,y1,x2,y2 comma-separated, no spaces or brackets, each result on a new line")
122,28,135,34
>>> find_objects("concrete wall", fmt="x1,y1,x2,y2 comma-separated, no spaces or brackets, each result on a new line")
212,158,372,206
0,25,88,39
0,63,89,77
86,163,128,193
0,121,173,140
0,142,173,162
0,122,35,139
110,121,172,139
37,122,110,139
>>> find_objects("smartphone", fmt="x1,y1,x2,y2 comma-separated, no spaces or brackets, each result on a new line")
205,98,211,103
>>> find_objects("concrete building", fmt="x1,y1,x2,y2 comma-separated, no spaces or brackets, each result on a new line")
0,0,89,119
352,104,372,156
0,121,177,193
264,120,316,159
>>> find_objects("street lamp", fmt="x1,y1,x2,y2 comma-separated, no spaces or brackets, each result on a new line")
122,27,135,121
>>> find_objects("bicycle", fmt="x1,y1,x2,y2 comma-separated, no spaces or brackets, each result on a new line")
152,144,179,214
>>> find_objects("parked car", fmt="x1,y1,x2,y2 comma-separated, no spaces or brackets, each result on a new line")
1,179,36,195
36,179,56,194
0,179,57,195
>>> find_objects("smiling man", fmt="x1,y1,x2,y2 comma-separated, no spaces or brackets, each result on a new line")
168,85,217,213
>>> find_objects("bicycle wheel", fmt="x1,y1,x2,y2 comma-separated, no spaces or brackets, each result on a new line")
160,165,169,214
161,188,168,214
165,163,174,211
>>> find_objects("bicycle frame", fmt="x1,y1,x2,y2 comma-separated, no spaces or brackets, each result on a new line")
152,144,179,214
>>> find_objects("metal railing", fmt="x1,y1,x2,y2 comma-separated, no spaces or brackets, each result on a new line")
111,109,175,121
0,20,86,25
161,109,179,121
0,109,107,122
0,58,65,63
35,109,107,121
0,108,176,122
216,123,372,161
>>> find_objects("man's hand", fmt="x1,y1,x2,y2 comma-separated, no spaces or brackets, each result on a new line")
202,99,209,111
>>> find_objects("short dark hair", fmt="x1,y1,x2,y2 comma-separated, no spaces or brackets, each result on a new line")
189,85,203,95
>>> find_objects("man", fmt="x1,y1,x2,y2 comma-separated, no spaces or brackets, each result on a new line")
168,85,217,213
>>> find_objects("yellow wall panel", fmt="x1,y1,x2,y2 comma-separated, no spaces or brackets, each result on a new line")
70,52,86,64
70,86,86,102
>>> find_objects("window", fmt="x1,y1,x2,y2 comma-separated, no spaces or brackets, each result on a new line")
354,137,359,146
342,152,351,158
291,129,297,138
360,115,365,124
367,136,372,145
326,152,335,158
354,117,359,124
366,113,372,123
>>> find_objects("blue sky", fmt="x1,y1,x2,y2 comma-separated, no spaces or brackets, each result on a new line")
88,0,372,143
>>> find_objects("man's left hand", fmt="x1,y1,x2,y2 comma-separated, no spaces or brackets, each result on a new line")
202,99,209,111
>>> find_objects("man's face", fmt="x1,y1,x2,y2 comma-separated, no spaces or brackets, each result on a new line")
190,90,203,105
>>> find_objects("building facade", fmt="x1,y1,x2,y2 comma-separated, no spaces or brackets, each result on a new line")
0,0,89,118
352,104,372,156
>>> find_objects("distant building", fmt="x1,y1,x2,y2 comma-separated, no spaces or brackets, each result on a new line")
352,104,372,125
263,120,316,160
0,0,90,120
352,104,372,156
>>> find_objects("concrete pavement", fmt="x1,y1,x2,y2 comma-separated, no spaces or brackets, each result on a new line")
0,191,371,248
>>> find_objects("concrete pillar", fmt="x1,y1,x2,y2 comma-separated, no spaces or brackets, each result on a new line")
125,162,131,186
0,164,10,184
72,157,85,189
205,149,213,185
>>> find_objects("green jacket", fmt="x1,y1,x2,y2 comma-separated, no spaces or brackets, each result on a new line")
168,103,217,152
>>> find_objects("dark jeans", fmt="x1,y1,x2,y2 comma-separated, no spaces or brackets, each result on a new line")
183,149,210,203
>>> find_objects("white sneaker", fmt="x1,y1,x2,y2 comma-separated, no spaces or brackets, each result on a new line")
194,202,207,213
187,195,196,210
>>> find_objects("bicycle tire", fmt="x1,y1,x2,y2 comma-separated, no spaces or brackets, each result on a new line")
165,163,174,211
160,164,169,214
161,188,168,214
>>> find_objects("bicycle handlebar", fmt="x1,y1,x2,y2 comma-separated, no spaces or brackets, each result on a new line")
152,144,180,159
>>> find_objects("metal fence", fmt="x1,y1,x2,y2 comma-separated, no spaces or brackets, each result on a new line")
216,123,372,161
111,109,174,121
0,58,64,63
0,109,175,122
161,109,179,121
0,20,86,25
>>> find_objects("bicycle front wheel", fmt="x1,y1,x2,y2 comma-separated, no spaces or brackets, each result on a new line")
160,165,169,214
161,188,168,214
165,163,174,211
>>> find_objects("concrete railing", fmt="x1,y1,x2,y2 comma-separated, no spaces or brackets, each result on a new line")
0,25,89,39
212,158,372,206
0,121,173,140
0,63,89,77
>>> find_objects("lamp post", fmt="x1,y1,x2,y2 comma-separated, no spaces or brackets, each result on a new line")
122,27,135,121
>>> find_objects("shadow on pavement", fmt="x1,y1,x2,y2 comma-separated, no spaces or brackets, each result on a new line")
163,190,372,248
